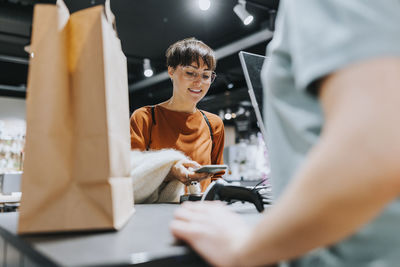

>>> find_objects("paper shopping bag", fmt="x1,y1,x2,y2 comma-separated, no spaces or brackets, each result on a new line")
18,0,134,234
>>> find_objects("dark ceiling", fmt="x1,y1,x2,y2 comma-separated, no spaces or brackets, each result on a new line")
0,0,278,118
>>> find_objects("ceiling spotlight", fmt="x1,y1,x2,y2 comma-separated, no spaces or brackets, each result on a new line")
199,0,211,11
143,58,153,77
233,0,254,25
224,108,232,120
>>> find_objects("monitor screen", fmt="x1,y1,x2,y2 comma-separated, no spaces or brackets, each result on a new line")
238,51,268,145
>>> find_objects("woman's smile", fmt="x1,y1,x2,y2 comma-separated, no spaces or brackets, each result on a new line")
188,87,202,94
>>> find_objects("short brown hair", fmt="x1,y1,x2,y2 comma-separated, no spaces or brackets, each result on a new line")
166,38,216,71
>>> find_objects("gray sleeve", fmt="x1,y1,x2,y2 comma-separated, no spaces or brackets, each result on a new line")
285,0,400,92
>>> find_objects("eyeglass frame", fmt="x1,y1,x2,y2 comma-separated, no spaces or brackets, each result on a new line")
177,65,217,84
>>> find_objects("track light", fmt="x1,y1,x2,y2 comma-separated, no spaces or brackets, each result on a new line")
224,108,232,120
143,58,153,77
233,0,254,25
198,0,210,11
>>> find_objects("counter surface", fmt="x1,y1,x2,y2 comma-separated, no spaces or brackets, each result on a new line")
0,203,263,266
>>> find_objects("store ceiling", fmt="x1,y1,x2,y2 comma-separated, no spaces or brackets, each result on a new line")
0,0,278,115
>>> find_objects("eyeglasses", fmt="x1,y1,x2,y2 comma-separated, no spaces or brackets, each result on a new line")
179,66,217,84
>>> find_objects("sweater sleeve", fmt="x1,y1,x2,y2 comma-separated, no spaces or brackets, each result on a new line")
130,107,151,151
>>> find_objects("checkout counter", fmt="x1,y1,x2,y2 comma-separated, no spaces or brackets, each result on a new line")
0,203,262,266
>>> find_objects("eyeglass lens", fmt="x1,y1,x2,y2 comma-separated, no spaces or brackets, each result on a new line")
182,66,216,83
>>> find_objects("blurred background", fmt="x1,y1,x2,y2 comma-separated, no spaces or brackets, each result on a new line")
0,0,279,180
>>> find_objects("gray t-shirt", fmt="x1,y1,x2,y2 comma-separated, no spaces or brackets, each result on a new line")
261,0,400,266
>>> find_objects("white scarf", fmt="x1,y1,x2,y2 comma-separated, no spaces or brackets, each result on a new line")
130,149,187,203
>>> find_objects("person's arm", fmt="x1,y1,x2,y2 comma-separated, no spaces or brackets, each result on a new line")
171,58,400,267
240,57,400,265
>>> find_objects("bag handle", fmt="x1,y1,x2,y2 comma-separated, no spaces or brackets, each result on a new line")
56,0,70,18
55,0,117,31
104,0,117,31
56,0,67,9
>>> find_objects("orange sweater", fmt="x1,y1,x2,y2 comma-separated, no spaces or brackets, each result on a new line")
130,105,225,191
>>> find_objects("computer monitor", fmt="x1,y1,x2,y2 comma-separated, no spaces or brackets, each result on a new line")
238,51,268,145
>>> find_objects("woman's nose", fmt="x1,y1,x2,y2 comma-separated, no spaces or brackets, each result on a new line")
192,75,202,84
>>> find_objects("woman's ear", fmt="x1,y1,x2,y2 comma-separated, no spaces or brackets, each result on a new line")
167,66,175,79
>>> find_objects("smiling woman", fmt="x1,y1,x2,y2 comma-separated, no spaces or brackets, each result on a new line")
130,38,225,192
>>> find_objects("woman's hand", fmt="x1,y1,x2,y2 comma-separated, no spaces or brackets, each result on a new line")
166,158,213,185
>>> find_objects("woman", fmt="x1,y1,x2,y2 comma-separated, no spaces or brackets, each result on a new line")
130,38,225,192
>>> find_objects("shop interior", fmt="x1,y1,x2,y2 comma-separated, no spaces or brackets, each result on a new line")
0,0,278,266
0,0,278,181
1,1,397,267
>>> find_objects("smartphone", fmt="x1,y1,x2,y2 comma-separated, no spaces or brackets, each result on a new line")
194,165,228,174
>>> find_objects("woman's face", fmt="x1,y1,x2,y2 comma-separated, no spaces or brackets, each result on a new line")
168,59,215,106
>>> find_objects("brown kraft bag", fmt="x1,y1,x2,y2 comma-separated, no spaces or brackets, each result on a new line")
18,0,134,234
